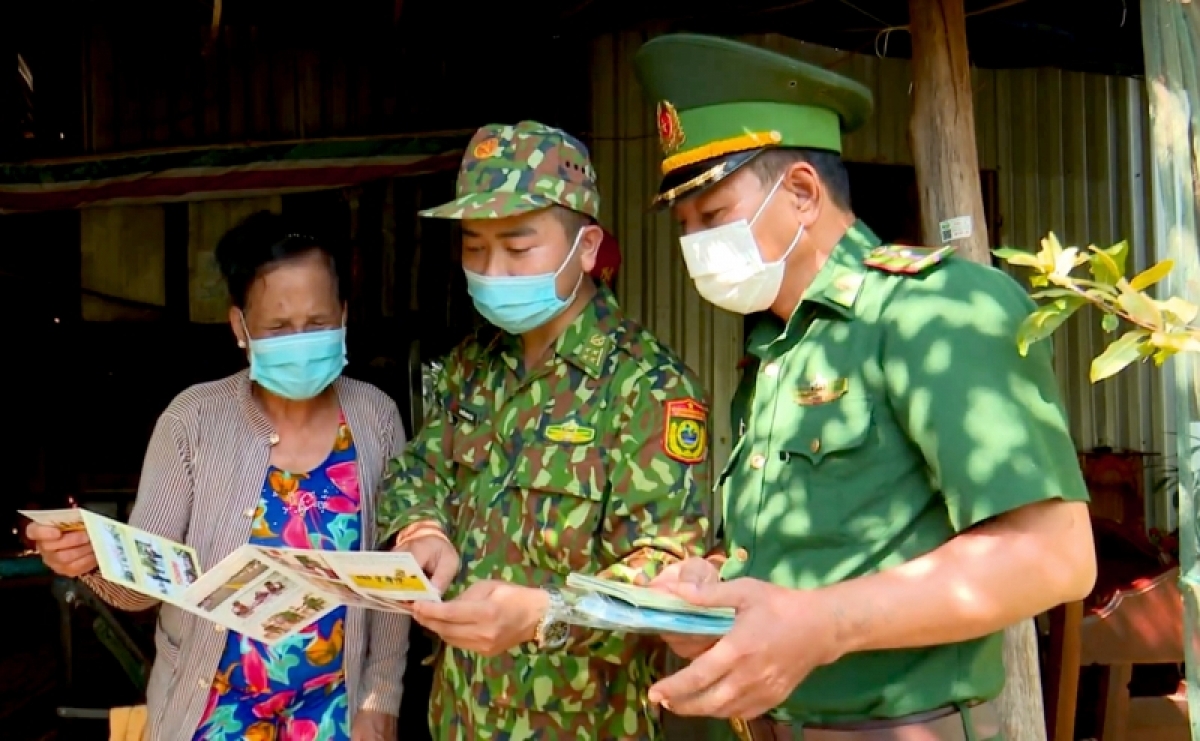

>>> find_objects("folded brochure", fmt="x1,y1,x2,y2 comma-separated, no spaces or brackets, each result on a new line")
564,573,735,635
19,508,440,645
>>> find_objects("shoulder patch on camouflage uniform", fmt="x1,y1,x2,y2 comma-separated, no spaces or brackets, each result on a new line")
863,244,955,275
663,398,708,464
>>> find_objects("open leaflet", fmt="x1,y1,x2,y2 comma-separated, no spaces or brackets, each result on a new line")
19,507,440,645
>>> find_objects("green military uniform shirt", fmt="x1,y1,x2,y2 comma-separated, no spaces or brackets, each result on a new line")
719,221,1089,724
377,285,713,740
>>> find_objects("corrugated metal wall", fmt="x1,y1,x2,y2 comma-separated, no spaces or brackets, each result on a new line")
590,30,746,490
590,30,1165,523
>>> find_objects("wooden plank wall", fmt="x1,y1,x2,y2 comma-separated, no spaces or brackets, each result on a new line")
80,206,166,321
10,11,592,158
0,1,594,578
186,196,283,323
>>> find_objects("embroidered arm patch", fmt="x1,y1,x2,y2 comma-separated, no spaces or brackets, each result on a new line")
663,398,708,464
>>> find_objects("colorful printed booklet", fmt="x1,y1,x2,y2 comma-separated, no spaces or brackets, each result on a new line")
564,573,735,636
19,508,440,644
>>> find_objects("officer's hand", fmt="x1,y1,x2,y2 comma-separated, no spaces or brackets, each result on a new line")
650,558,721,659
392,532,459,593
647,578,841,719
409,580,548,657
26,523,98,578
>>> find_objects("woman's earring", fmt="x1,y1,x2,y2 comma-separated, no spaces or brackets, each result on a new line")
237,339,247,349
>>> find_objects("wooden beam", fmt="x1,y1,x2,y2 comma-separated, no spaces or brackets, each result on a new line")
907,1,1048,740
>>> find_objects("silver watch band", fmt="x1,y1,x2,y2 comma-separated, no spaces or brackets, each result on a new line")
535,587,570,650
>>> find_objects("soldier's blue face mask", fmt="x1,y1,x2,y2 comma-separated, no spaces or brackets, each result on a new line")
464,229,586,335
241,313,348,401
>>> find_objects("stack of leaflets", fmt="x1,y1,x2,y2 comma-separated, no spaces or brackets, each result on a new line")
19,508,441,645
564,573,735,636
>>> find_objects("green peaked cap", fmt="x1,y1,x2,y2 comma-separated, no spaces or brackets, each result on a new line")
633,33,874,205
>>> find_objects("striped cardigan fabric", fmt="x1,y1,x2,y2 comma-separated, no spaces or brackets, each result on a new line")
82,370,411,741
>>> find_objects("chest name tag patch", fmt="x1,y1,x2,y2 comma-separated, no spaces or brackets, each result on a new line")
663,398,708,464
450,397,484,426
451,405,476,425
544,420,596,445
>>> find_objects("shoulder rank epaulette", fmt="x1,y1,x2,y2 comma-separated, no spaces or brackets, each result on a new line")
863,244,955,275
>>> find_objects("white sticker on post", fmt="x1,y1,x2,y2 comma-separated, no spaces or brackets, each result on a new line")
938,215,973,243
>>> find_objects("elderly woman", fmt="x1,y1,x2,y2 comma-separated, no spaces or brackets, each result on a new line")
27,211,409,741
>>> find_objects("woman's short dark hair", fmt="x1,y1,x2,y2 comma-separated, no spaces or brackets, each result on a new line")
214,210,347,309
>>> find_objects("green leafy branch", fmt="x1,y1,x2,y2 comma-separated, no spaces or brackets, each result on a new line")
994,233,1200,382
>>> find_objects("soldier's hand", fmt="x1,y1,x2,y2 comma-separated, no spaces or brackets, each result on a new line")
26,523,98,578
409,579,548,657
650,558,721,659
392,532,460,593
646,577,841,719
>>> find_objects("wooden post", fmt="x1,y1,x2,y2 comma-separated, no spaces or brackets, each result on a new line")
907,1,1049,740
907,0,990,259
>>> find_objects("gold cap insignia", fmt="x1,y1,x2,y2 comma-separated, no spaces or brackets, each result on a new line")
656,101,686,155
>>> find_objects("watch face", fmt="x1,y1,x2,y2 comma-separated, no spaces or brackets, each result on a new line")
545,620,570,647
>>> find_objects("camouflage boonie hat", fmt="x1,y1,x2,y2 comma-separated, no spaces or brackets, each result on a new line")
420,121,601,220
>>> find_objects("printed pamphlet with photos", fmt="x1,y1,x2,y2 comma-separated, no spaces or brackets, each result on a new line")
19,507,440,644
563,573,735,636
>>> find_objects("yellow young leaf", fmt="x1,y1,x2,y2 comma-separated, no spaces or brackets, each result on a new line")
1088,246,1122,285
1149,330,1200,354
1101,241,1130,277
1036,233,1065,274
1002,253,1044,268
1116,286,1165,329
1091,329,1151,382
1160,296,1199,325
1153,347,1178,366
1016,297,1086,356
993,248,1042,268
1129,259,1175,291
1051,248,1082,278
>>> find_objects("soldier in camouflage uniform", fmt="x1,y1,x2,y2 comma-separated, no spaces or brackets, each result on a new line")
375,120,713,741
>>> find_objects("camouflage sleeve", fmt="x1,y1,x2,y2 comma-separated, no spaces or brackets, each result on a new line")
560,372,714,660
375,361,459,545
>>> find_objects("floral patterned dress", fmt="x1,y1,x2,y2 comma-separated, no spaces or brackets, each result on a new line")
193,414,360,741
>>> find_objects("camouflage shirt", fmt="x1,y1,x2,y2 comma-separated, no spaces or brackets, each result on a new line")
377,286,713,741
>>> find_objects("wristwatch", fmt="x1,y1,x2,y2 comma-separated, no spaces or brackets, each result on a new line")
534,587,570,650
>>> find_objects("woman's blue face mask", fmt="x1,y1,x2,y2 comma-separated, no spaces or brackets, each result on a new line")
241,313,347,401
463,229,585,335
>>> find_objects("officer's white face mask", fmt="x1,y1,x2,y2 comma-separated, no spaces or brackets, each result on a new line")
678,175,804,315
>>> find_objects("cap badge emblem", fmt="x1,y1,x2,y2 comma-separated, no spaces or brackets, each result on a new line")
656,101,686,155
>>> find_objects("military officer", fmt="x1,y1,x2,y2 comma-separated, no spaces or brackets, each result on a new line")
375,121,713,740
632,34,1097,740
